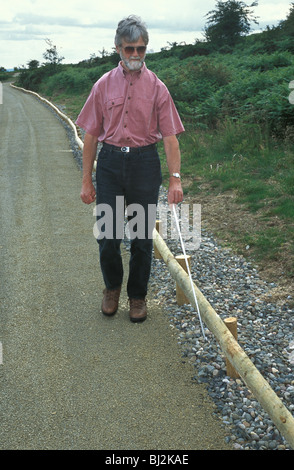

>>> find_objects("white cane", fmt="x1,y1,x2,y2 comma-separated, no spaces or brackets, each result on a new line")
172,204,207,341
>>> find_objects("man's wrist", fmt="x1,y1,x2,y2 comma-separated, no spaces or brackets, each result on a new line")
82,174,93,183
170,172,181,179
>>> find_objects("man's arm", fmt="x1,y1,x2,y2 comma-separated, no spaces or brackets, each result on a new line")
80,133,98,204
163,135,183,205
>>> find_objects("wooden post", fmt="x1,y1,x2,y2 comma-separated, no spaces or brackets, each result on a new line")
153,221,162,259
176,255,191,305
152,228,294,449
224,317,239,378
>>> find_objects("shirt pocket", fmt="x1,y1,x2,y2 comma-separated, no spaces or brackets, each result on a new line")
104,97,124,121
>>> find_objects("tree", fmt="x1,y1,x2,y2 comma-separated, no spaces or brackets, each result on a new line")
98,47,110,58
27,60,40,69
280,2,294,36
204,1,259,47
43,38,64,68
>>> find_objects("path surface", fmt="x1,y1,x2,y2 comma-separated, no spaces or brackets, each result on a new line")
0,83,230,450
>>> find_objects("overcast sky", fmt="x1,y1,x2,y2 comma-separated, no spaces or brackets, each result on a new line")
1,0,292,69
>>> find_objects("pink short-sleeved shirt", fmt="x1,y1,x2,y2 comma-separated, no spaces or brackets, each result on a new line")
75,62,185,147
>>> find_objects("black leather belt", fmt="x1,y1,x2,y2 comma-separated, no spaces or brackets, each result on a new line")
103,142,157,154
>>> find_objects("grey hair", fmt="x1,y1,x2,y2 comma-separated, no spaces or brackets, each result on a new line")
115,15,149,47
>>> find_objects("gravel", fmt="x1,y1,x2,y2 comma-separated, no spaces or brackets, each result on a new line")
54,105,293,450
149,190,294,451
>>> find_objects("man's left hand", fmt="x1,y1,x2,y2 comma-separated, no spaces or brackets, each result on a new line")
168,177,183,205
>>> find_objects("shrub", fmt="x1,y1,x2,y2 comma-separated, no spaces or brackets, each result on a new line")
43,68,92,95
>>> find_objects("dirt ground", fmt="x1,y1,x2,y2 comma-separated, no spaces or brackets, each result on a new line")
183,180,293,307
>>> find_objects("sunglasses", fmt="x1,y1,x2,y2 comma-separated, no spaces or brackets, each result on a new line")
121,46,147,55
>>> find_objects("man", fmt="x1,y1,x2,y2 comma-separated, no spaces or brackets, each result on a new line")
76,15,184,323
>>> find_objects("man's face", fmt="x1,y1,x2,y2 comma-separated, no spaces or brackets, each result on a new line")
117,37,147,71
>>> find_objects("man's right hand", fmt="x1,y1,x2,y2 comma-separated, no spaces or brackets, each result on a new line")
80,180,96,204
80,133,98,204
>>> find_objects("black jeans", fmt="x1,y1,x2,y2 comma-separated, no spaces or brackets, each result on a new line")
95,144,162,299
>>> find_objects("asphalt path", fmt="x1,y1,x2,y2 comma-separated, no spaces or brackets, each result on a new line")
0,83,231,451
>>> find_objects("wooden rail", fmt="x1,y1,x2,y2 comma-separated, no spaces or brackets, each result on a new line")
152,228,294,449
10,83,84,151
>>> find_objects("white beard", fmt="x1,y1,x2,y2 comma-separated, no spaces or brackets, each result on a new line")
120,53,145,71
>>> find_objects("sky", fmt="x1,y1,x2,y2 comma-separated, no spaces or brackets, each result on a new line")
0,0,292,69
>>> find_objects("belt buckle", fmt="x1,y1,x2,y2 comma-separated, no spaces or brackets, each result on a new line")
121,146,130,153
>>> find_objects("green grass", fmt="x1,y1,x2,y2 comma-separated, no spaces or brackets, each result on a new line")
242,227,291,259
177,120,294,221
157,119,294,275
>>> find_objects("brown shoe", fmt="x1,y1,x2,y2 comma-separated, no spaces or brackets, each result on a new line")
101,287,121,316
129,298,147,323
